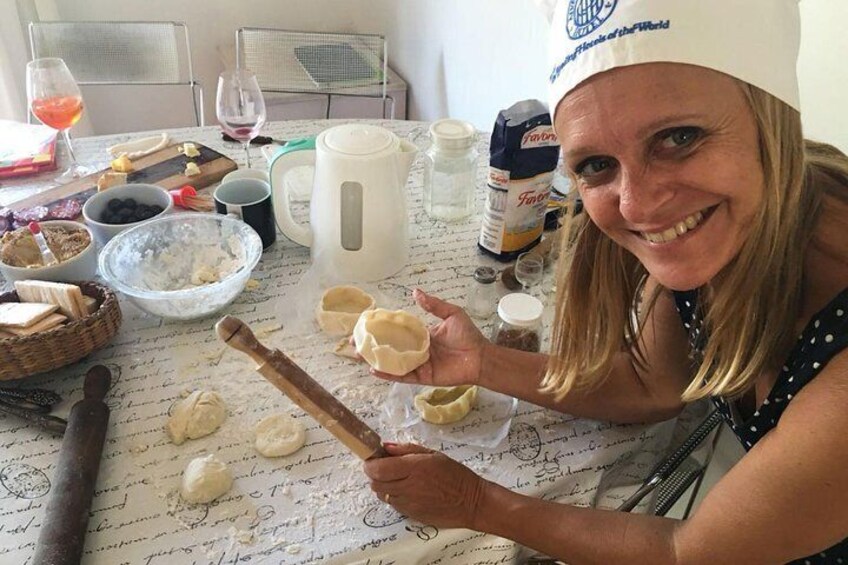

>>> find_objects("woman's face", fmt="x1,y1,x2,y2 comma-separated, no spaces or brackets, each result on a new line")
556,63,764,291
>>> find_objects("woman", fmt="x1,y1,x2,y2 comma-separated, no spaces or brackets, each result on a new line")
364,1,848,563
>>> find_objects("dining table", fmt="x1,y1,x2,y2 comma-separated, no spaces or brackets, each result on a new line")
0,119,705,564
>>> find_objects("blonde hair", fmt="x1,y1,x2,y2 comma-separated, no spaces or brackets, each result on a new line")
542,84,848,402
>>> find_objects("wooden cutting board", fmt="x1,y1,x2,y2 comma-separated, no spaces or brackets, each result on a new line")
7,142,237,212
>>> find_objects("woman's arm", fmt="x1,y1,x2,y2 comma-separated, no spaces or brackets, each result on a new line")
367,351,848,563
478,281,693,423
472,352,848,564
383,285,691,425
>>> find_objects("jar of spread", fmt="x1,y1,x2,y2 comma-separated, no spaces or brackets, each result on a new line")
491,293,543,353
423,118,478,221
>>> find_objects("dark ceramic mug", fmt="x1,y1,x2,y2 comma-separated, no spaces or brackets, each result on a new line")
213,178,276,249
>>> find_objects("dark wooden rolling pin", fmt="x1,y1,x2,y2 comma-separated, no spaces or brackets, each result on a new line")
33,365,111,565
216,316,387,460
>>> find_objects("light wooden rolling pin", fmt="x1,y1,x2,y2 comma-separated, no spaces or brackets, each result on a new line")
216,316,387,460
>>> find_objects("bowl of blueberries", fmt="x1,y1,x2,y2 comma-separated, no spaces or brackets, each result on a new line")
82,184,173,245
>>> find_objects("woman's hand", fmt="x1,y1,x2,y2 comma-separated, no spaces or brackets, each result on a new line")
364,442,488,529
368,289,488,387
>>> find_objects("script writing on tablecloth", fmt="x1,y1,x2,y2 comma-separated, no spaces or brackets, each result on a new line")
0,120,679,564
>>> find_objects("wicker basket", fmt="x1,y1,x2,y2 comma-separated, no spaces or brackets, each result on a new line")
0,282,122,380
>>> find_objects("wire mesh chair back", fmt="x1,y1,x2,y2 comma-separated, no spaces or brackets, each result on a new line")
237,28,388,100
237,28,387,94
29,21,192,84
28,21,203,126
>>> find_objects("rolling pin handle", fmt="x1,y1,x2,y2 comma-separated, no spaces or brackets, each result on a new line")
215,316,272,365
83,365,111,400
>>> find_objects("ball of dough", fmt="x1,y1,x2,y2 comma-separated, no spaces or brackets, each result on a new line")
254,413,306,457
180,453,233,504
167,390,227,445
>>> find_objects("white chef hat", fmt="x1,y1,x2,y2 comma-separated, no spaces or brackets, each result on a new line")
547,0,802,119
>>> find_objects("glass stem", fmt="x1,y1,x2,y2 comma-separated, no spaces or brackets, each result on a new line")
242,141,251,168
62,129,78,165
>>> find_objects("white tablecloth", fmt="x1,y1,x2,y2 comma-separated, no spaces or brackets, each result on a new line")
0,120,691,564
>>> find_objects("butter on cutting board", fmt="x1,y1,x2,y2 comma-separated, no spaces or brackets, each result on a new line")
184,162,201,177
111,154,134,173
179,143,201,158
96,172,128,192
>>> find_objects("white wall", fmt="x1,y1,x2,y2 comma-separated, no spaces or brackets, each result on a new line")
797,0,848,152
18,0,848,151
380,0,549,131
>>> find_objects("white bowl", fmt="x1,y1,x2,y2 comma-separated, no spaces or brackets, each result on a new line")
82,184,173,245
0,220,98,283
98,213,263,320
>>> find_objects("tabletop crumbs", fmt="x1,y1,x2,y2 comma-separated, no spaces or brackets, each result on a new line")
255,322,284,338
245,278,261,291
410,264,428,274
285,543,302,554
202,348,227,364
129,443,149,454
227,526,258,546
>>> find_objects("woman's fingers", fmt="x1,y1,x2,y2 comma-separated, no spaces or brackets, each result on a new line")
383,442,432,456
369,361,434,384
364,444,431,481
413,289,462,320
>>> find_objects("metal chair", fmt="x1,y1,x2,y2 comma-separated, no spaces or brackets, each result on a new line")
618,409,724,516
236,27,394,120
525,411,724,565
28,21,204,129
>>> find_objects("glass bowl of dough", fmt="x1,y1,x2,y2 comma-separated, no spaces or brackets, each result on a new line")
98,213,263,320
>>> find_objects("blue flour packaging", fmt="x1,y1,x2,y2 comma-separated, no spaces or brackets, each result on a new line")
478,100,560,261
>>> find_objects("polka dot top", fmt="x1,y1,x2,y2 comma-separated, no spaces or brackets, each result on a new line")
674,287,848,565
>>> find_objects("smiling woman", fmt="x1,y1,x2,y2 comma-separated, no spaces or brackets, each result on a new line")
361,1,848,563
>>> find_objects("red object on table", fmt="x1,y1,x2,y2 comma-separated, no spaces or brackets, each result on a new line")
169,185,197,208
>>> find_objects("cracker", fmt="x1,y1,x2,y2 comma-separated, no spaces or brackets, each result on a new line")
0,302,59,328
82,295,99,315
14,280,86,320
3,313,67,336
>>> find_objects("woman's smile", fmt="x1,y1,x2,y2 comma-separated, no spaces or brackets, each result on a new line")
634,204,717,244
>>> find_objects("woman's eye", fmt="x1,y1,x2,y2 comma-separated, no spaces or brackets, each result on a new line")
658,126,702,150
574,157,616,178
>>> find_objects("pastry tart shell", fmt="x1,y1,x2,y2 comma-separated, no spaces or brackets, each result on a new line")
353,308,429,376
414,385,478,424
316,285,376,336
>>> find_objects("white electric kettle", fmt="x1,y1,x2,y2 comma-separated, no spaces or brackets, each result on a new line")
270,124,418,281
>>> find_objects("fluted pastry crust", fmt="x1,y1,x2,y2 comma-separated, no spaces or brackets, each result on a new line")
316,286,376,336
414,385,478,424
353,308,430,376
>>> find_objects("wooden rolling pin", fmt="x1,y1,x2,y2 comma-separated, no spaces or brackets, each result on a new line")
33,365,111,565
216,316,387,460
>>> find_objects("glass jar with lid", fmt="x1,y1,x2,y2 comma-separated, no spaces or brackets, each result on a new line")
491,293,544,353
423,118,478,221
465,266,498,319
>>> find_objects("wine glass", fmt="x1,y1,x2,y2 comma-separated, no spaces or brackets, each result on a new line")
26,57,94,183
216,69,266,168
515,252,544,294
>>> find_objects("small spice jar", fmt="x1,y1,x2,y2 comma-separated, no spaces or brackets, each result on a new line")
491,293,544,353
422,118,478,221
465,266,498,319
